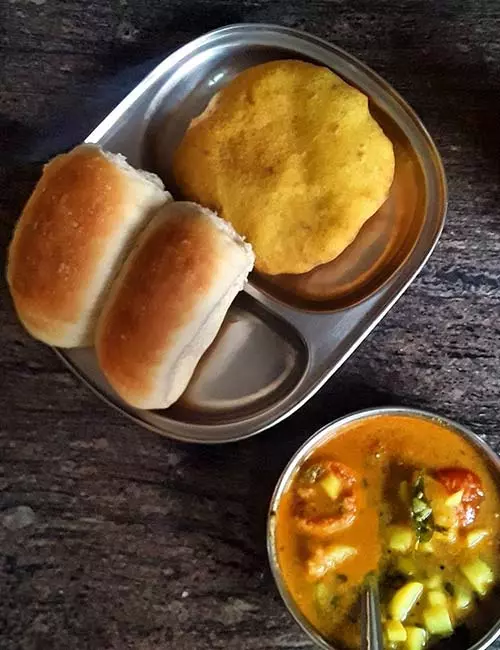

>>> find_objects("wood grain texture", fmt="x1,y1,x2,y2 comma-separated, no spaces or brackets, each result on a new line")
1,0,499,648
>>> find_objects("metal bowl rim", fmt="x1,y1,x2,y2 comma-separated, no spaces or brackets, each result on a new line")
267,406,500,650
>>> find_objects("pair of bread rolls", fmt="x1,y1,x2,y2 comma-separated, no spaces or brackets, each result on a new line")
7,144,254,410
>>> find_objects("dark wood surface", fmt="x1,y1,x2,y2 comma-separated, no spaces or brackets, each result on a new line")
1,1,500,648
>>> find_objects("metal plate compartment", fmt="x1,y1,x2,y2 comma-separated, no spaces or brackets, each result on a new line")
54,24,447,443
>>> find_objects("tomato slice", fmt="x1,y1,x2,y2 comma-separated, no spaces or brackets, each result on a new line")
433,468,484,527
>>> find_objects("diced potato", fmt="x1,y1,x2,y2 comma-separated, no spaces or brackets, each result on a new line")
423,475,447,500
385,620,407,642
388,526,414,554
425,575,442,590
434,506,458,531
424,476,458,529
460,559,494,596
320,473,342,501
327,544,357,564
423,605,453,636
427,590,447,607
434,531,447,543
397,557,417,576
445,490,463,507
389,582,424,621
466,529,489,548
454,584,473,611
314,582,331,610
307,544,357,579
417,541,434,554
399,481,409,503
405,626,427,650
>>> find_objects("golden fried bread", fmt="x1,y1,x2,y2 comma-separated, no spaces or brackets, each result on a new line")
173,60,395,275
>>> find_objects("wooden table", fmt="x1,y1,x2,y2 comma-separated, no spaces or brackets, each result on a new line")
1,1,499,648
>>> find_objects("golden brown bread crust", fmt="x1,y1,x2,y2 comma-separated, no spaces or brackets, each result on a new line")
6,144,168,346
96,209,218,404
8,147,123,332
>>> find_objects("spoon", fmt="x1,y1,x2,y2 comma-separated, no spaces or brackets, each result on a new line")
361,573,384,650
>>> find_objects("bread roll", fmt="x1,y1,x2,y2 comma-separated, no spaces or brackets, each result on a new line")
7,144,170,347
95,201,255,410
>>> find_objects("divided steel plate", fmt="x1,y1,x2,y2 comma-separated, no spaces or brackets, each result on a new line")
54,24,447,443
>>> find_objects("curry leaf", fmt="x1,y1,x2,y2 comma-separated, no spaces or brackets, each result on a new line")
410,472,435,542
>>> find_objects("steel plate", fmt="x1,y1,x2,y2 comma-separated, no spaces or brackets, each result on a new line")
54,24,447,443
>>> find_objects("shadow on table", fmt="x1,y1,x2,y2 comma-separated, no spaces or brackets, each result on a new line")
179,369,409,578
383,16,500,225
0,56,164,277
1,0,244,168
0,0,246,264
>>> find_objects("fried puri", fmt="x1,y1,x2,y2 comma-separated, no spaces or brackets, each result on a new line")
173,60,395,275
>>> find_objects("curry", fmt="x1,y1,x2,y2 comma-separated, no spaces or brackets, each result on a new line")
274,414,500,650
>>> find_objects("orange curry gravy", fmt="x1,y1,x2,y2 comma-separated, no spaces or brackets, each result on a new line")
275,415,500,649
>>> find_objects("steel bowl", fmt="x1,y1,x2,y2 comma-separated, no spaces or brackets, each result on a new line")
267,407,500,650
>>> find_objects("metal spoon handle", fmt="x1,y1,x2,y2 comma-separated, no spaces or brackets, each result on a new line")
361,575,384,650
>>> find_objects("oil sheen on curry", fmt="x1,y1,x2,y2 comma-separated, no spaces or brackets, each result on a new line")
275,415,500,650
